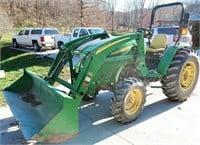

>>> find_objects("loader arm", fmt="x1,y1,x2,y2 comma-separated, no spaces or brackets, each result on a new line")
45,32,109,86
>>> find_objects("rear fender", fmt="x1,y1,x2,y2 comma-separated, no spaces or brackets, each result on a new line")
157,45,181,76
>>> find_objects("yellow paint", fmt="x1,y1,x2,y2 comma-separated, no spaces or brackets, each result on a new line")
181,27,187,35
110,46,132,56
124,88,143,115
180,61,197,89
96,37,130,54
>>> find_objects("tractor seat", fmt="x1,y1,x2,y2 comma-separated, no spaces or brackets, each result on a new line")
147,34,168,53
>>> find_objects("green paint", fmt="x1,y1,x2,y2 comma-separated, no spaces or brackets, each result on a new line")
157,46,180,76
3,25,191,143
36,99,79,142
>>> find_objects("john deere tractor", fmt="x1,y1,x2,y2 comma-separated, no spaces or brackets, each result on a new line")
3,2,199,143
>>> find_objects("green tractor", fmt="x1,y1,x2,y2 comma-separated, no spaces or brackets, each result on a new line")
3,2,199,143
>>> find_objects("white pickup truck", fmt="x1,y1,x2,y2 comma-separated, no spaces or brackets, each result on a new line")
12,28,59,51
54,27,106,48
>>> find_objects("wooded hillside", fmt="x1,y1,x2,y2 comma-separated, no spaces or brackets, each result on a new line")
0,0,199,35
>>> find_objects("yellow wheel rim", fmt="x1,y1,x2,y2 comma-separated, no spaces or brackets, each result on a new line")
180,61,197,89
124,88,143,115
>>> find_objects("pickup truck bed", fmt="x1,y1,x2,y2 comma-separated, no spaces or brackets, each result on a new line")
55,27,106,48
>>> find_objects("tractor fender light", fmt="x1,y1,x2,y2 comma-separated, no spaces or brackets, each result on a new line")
181,27,187,35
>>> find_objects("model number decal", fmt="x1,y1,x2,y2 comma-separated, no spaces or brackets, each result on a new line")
96,37,130,54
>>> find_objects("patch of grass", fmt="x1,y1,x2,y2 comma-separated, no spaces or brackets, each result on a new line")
0,33,53,106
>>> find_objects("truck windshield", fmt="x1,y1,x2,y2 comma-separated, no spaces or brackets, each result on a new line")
157,27,178,35
88,29,104,34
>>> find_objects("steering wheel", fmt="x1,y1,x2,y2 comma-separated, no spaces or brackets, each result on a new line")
136,28,152,38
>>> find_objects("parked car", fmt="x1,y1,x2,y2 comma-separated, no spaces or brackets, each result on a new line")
54,27,106,48
12,28,59,51
151,26,192,47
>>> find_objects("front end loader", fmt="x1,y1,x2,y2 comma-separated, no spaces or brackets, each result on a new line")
3,2,199,143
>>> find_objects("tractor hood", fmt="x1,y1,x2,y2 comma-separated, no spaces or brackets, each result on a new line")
77,37,114,54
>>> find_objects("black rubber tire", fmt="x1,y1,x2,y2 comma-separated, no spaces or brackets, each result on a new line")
82,94,96,101
51,46,56,50
57,41,64,49
110,78,146,123
13,39,18,48
118,65,137,82
82,89,99,101
33,41,41,51
161,48,199,101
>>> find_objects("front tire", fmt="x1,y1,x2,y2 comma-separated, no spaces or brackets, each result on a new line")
57,41,64,49
13,39,18,48
161,48,199,101
33,41,41,51
110,78,146,123
118,65,137,81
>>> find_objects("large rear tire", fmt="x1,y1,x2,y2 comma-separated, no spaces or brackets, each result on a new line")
110,78,146,123
161,48,199,101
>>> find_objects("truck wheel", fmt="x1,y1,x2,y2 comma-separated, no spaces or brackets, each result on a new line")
51,46,56,50
83,94,96,101
110,78,146,123
161,48,199,101
33,41,41,51
13,39,18,48
57,41,64,49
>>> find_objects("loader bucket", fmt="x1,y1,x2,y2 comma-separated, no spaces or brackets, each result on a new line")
3,69,79,143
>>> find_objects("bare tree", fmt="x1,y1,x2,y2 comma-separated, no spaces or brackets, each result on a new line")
122,0,135,30
120,0,149,30
0,7,12,39
0,0,116,31
107,0,118,31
